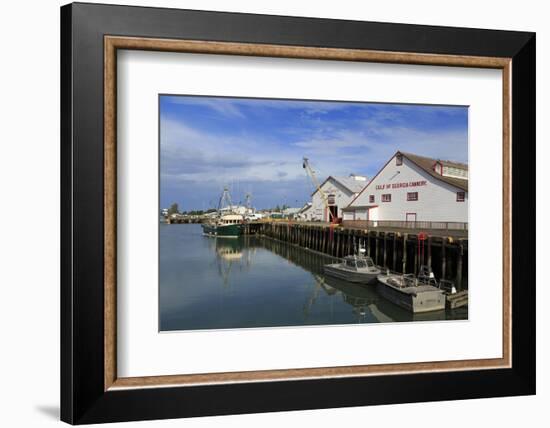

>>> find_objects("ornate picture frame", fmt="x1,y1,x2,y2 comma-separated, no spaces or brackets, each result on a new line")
61,2,535,424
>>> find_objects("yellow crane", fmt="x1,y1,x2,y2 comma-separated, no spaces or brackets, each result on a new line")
302,157,336,223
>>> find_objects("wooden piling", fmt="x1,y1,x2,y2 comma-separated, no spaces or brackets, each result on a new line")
427,236,432,268
375,232,379,265
367,232,371,257
383,233,388,268
392,233,397,271
441,237,447,280
413,236,418,275
402,234,408,273
456,241,464,291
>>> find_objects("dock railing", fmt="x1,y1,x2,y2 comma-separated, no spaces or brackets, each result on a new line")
341,220,468,232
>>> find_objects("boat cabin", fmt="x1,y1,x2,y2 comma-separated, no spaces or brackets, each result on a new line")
343,256,375,270
219,214,243,224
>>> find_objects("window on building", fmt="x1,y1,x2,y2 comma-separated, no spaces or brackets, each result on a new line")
396,154,403,166
456,191,465,202
327,194,335,205
407,192,418,201
369,195,375,203
382,194,391,202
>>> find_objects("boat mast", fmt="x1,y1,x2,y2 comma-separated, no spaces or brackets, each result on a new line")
218,186,234,213
245,192,252,214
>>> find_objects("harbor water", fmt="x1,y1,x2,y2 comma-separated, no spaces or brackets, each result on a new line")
160,224,467,331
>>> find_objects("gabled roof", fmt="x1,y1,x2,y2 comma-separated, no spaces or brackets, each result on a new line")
312,175,368,196
299,202,313,213
347,150,468,208
400,152,468,192
334,176,368,193
282,207,301,215
434,158,469,170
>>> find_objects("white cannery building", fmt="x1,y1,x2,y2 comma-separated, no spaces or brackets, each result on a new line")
342,151,468,224
297,202,313,221
310,174,369,221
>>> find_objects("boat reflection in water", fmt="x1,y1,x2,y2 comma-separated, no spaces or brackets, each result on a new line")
239,235,466,324
211,236,252,287
318,274,459,323
159,224,467,332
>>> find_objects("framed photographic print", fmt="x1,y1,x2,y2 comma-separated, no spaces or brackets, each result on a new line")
60,2,536,424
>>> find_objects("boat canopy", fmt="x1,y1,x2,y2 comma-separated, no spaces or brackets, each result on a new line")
343,256,375,270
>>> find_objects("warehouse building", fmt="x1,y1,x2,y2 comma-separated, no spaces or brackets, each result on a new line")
310,174,369,221
342,151,468,224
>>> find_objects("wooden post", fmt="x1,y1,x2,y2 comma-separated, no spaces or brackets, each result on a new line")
402,234,408,273
375,232,379,265
441,237,447,280
413,236,418,275
311,227,318,251
383,233,388,268
367,232,371,257
456,241,464,291
427,236,432,268
316,227,319,252
392,233,397,272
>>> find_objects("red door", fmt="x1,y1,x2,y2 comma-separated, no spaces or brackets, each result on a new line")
329,205,338,221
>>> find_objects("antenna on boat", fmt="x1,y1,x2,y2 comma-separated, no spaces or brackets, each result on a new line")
218,186,234,213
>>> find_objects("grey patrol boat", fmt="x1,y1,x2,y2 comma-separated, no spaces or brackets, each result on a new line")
376,270,446,313
323,248,381,284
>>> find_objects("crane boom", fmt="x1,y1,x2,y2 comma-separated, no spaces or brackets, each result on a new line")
302,157,335,222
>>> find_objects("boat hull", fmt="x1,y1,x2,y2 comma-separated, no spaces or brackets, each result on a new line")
201,223,242,237
323,264,379,284
376,275,445,313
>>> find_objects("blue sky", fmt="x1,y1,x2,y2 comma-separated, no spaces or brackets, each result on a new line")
160,95,468,211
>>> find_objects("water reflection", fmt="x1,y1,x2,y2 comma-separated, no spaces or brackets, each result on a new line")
159,224,467,331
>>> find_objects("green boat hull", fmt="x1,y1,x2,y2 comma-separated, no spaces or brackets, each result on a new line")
201,222,242,237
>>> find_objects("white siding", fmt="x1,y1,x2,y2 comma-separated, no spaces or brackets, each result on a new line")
349,155,468,223
342,211,355,221
355,209,368,220
310,177,362,221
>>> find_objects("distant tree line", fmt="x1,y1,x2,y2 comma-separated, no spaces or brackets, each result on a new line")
165,203,217,216
266,204,289,212
182,209,216,215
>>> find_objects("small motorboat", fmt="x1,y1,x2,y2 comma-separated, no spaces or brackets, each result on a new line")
323,254,381,284
376,271,446,313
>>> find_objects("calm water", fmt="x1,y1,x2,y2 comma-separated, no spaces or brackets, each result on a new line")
160,224,467,331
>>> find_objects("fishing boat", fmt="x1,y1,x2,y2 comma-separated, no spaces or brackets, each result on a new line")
376,271,445,313
202,214,243,237
323,250,381,284
201,187,244,237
